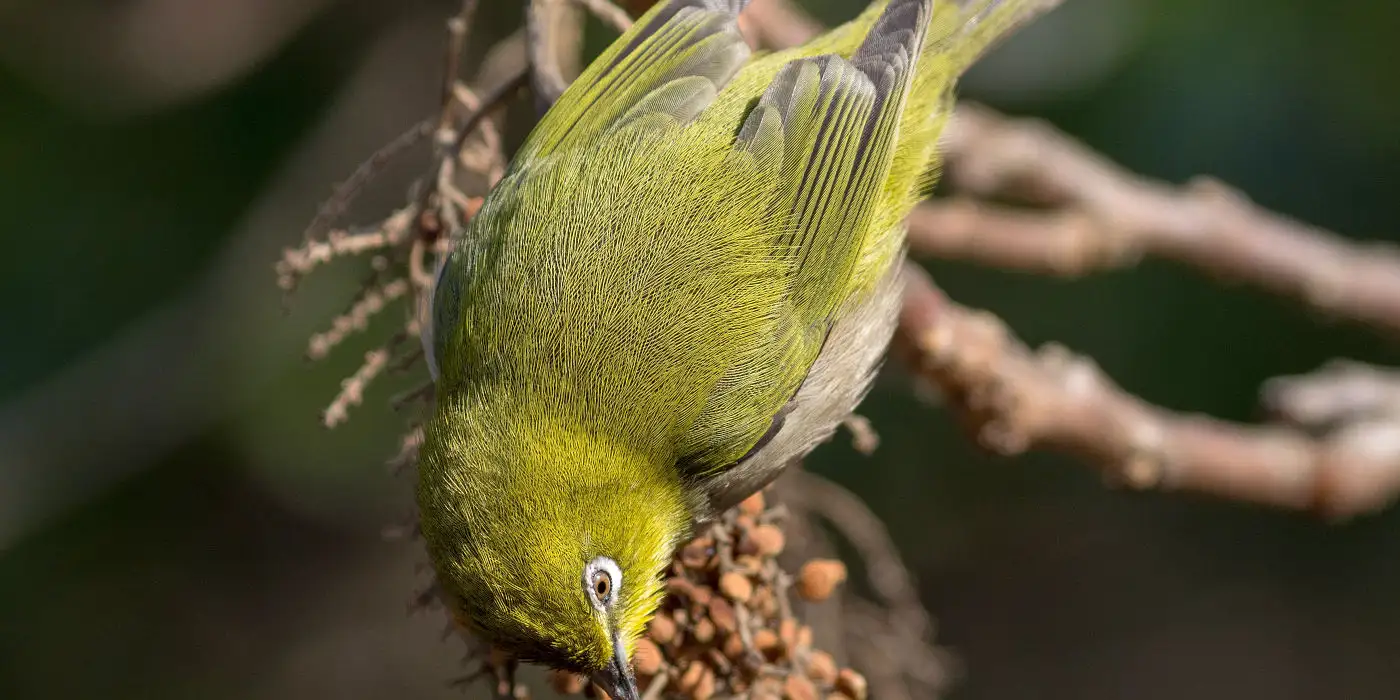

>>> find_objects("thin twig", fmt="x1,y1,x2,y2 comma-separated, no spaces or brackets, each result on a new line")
278,205,419,290
300,120,433,251
306,278,411,360
573,0,634,32
441,1,481,131
323,348,391,428
526,0,575,107
450,68,531,163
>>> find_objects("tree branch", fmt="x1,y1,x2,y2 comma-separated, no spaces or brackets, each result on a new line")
913,104,1400,336
895,263,1400,519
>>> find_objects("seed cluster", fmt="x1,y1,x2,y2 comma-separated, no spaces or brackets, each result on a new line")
541,490,865,700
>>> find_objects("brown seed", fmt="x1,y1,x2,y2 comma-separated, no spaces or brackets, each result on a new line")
679,536,715,570
738,491,766,516
806,651,838,685
634,638,665,676
718,572,753,603
707,598,737,634
748,524,786,557
677,661,706,695
649,614,678,645
795,559,847,602
721,631,745,660
783,674,818,700
549,670,588,695
691,666,716,700
753,628,781,660
668,577,713,605
692,617,716,644
835,669,868,700
778,618,799,653
705,648,731,674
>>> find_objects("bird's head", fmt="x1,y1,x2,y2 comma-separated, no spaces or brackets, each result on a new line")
416,402,693,699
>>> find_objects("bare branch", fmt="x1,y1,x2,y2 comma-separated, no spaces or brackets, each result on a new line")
1265,360,1400,428
526,0,574,106
573,0,634,32
895,262,1400,520
277,205,419,291
298,120,432,254
922,104,1400,335
306,278,411,360
323,348,391,429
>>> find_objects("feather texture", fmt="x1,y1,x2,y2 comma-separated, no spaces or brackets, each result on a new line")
417,0,1054,678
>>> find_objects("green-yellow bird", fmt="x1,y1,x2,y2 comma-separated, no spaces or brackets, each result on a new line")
416,0,1047,696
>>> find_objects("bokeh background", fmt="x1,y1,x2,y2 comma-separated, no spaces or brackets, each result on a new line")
3,0,1400,698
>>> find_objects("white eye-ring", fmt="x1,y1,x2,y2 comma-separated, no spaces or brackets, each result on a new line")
584,556,622,611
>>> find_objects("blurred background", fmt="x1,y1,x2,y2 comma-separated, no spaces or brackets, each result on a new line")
3,0,1400,698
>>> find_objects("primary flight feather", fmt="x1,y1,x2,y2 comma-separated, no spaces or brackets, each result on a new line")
416,1,1050,696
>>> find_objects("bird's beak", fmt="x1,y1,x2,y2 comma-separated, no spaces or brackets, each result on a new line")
591,632,640,700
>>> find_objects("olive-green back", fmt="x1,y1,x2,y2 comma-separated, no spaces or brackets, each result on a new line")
430,0,1052,476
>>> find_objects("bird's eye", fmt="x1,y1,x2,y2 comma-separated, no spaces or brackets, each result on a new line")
584,556,622,611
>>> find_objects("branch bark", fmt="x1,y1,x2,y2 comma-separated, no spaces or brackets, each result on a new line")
895,263,1400,519
912,105,1400,336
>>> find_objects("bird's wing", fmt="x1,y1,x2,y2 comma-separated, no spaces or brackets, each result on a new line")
426,1,754,384
516,0,753,161
675,0,932,474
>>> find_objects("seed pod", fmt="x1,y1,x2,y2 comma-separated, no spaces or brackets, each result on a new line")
705,648,731,675
668,577,713,605
677,661,707,695
782,674,817,700
806,650,838,685
707,598,737,634
753,628,781,660
691,666,716,700
738,492,766,516
795,560,847,602
778,618,799,653
634,638,665,676
721,631,745,661
748,524,786,557
649,614,678,645
692,617,716,644
835,669,868,700
679,536,715,570
718,572,753,603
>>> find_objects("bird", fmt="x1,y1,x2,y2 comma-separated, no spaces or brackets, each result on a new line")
415,1,1048,697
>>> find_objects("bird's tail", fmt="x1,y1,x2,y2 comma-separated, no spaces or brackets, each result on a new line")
838,0,1057,266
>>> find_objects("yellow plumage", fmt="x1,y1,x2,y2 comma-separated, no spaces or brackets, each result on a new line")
415,1,1050,696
